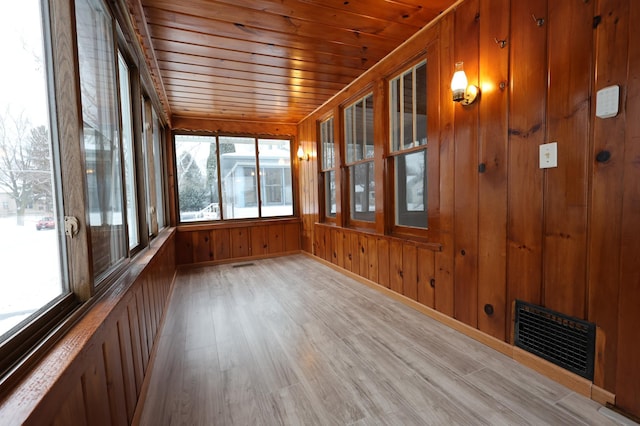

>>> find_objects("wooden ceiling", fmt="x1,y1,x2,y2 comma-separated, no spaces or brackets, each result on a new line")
129,0,458,125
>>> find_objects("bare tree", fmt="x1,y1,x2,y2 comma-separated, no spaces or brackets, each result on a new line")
0,109,52,225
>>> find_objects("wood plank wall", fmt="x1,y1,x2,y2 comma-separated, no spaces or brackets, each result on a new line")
0,232,176,425
298,0,640,417
175,221,301,266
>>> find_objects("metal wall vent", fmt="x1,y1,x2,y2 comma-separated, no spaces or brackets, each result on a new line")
514,300,596,380
232,262,255,268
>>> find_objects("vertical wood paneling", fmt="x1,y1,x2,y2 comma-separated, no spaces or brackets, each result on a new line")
331,229,339,264
343,230,353,271
417,247,435,308
476,0,509,340
135,289,150,373
402,244,418,300
367,236,378,283
117,317,137,422
127,301,144,395
283,223,300,251
193,231,212,263
350,233,360,275
389,240,403,294
435,12,455,317
212,228,231,260
377,238,390,288
268,224,284,254
231,227,249,258
51,381,87,426
453,0,480,327
543,0,594,318
336,229,344,268
615,0,640,413
250,226,268,256
102,328,128,426
506,0,547,340
588,0,628,391
81,347,112,426
176,231,193,265
358,235,368,279
314,225,321,259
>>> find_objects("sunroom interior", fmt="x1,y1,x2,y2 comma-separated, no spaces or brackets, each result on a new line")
0,0,639,424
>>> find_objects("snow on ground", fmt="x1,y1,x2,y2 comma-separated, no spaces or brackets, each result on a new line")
0,215,63,337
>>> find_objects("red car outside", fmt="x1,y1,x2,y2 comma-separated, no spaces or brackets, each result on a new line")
36,216,55,230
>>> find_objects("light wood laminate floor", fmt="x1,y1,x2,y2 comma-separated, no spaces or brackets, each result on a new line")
136,255,621,425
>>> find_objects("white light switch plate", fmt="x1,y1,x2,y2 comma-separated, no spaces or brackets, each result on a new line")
596,85,619,118
540,142,558,169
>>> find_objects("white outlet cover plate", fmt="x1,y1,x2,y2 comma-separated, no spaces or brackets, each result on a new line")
540,142,558,169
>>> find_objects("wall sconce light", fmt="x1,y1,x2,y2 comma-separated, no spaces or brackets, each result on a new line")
451,61,479,105
297,145,309,161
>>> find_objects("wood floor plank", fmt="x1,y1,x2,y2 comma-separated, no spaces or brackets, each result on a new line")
136,255,619,426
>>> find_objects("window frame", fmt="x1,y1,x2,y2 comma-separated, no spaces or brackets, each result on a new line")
387,59,430,237
319,116,337,223
173,132,296,224
343,92,376,228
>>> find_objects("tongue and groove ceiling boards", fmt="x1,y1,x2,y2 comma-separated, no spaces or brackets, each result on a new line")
128,0,457,124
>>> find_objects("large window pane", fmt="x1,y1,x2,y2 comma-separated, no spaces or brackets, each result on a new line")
220,136,257,219
258,139,292,217
350,162,375,222
390,61,427,152
390,78,401,152
175,135,219,222
320,118,334,169
152,109,165,229
118,53,138,249
0,0,67,337
395,150,427,228
77,0,126,278
415,62,427,146
325,170,336,218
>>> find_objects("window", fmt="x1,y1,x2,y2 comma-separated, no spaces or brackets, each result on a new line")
175,134,293,222
0,0,68,338
320,117,336,219
118,52,139,250
389,61,427,229
259,139,292,217
344,94,375,223
76,0,126,278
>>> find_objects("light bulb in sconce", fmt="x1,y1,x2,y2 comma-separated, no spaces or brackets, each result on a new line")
297,145,309,161
451,61,479,105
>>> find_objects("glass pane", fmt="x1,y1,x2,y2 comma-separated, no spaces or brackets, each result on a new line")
344,105,354,163
118,53,138,249
76,0,126,278
403,70,414,148
220,136,258,219
354,100,364,162
325,170,336,218
152,109,165,229
259,138,293,217
390,77,401,152
0,0,67,338
175,134,220,222
364,94,375,159
350,162,375,222
395,150,427,228
415,62,427,146
321,117,334,169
